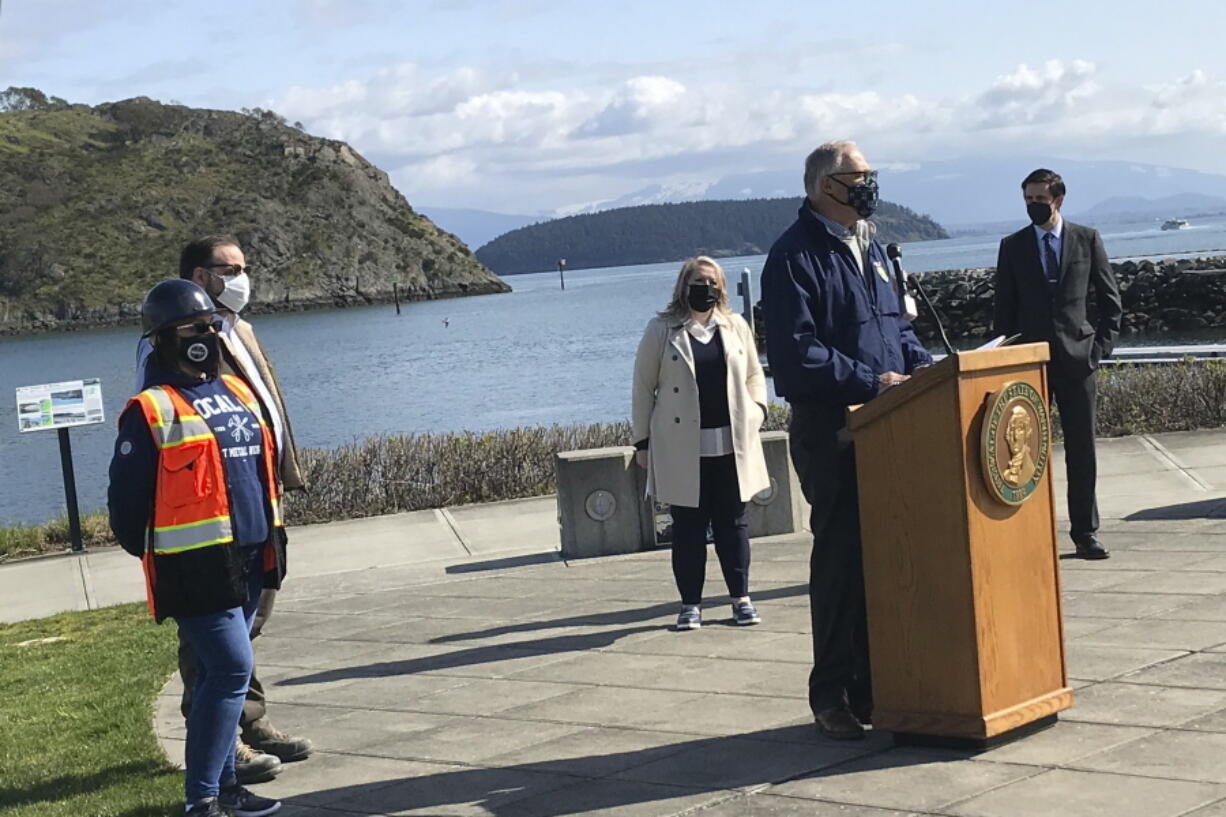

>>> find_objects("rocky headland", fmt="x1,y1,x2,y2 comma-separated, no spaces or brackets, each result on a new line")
0,89,509,336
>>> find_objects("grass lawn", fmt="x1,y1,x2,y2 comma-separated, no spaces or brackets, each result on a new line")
0,603,181,816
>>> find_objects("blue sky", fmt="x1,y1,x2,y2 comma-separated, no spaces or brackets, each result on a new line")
3,0,1225,214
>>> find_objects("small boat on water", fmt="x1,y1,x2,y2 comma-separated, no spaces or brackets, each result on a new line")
1161,218,1190,231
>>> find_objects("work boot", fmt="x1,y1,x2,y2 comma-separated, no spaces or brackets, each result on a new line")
243,717,313,762
236,738,282,784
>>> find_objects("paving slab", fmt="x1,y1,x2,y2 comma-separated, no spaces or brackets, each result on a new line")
1073,728,1226,783
945,768,1226,817
1119,652,1226,689
1062,682,1226,727
767,749,1040,812
1074,618,1226,650
1064,643,1187,681
445,496,561,555
494,778,736,817
610,734,874,791
694,794,920,817
976,721,1156,767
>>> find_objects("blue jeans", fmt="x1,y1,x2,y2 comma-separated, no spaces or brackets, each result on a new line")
174,548,263,803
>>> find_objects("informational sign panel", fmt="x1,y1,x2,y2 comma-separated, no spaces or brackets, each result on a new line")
15,379,105,433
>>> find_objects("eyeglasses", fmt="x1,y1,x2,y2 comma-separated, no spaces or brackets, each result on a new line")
176,317,224,336
205,263,252,277
828,169,878,184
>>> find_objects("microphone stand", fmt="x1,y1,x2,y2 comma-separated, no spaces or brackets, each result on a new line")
907,274,956,358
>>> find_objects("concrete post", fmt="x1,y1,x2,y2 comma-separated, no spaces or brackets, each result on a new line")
556,446,653,559
744,429,808,538
737,268,755,335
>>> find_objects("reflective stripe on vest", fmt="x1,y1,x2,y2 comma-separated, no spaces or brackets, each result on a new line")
128,387,234,555
126,377,282,558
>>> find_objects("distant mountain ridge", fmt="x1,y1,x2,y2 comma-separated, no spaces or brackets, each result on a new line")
1072,192,1226,220
474,197,948,276
0,87,508,335
417,207,541,250
577,158,1226,228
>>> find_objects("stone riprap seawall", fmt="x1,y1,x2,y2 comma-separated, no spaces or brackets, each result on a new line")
909,255,1226,343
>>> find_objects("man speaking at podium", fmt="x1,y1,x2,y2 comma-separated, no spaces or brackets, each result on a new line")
761,141,932,740
992,169,1122,561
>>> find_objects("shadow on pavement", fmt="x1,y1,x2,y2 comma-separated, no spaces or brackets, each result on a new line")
276,724,955,816
429,583,810,644
275,584,807,686
445,552,565,574
277,624,662,685
1125,498,1226,520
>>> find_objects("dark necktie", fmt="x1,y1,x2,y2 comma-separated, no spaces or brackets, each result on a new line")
1043,232,1059,287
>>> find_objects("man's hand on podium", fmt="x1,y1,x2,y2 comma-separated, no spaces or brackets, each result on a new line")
878,371,910,390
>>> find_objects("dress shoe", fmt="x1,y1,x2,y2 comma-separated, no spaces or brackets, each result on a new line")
814,706,866,740
1074,538,1110,560
850,702,873,726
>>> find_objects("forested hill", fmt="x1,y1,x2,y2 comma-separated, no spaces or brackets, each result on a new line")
0,87,508,335
474,197,949,275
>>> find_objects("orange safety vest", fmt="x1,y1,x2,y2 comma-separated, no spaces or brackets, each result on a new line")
126,374,283,619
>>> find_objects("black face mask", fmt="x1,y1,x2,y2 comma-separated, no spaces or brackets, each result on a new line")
1027,201,1054,226
687,283,718,312
829,174,879,219
167,332,221,377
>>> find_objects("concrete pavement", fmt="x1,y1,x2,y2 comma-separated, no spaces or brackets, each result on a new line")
6,430,1226,815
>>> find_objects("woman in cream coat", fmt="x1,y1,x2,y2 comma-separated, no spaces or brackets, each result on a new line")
632,256,770,630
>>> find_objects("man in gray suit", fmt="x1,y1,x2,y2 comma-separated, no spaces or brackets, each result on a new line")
992,168,1123,559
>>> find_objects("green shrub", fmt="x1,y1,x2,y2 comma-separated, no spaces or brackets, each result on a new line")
2,363,1223,558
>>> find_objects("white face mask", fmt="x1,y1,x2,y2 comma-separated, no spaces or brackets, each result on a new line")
215,272,251,313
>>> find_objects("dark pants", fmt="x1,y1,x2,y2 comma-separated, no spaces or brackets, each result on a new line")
670,454,751,606
1050,364,1100,544
180,587,276,727
788,404,872,716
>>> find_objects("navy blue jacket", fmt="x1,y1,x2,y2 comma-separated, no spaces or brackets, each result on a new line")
108,362,272,558
760,206,932,408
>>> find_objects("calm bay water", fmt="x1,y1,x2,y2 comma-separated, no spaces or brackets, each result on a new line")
3,214,1226,526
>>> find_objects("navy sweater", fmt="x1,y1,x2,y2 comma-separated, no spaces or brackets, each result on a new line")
108,364,272,557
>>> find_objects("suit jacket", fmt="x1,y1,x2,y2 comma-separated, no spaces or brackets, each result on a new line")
992,220,1123,378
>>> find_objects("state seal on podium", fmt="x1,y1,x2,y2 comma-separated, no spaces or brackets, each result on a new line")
981,380,1050,506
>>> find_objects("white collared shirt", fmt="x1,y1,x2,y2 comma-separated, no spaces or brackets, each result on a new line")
810,206,875,277
219,313,285,467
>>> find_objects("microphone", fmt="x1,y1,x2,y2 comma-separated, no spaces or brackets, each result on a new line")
885,243,919,322
886,243,955,358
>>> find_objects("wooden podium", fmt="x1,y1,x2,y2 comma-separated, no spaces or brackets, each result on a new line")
848,343,1071,749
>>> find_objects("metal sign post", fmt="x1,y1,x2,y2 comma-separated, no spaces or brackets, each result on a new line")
558,258,567,291
15,378,105,554
56,428,84,552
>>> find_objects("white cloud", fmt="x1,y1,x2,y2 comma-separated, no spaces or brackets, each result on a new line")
1145,69,1226,135
272,58,1226,212
578,76,690,137
976,59,1100,127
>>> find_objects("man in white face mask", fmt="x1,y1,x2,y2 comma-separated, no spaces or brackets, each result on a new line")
134,235,312,784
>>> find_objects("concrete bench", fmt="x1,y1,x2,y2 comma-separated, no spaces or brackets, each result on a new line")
555,430,808,559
